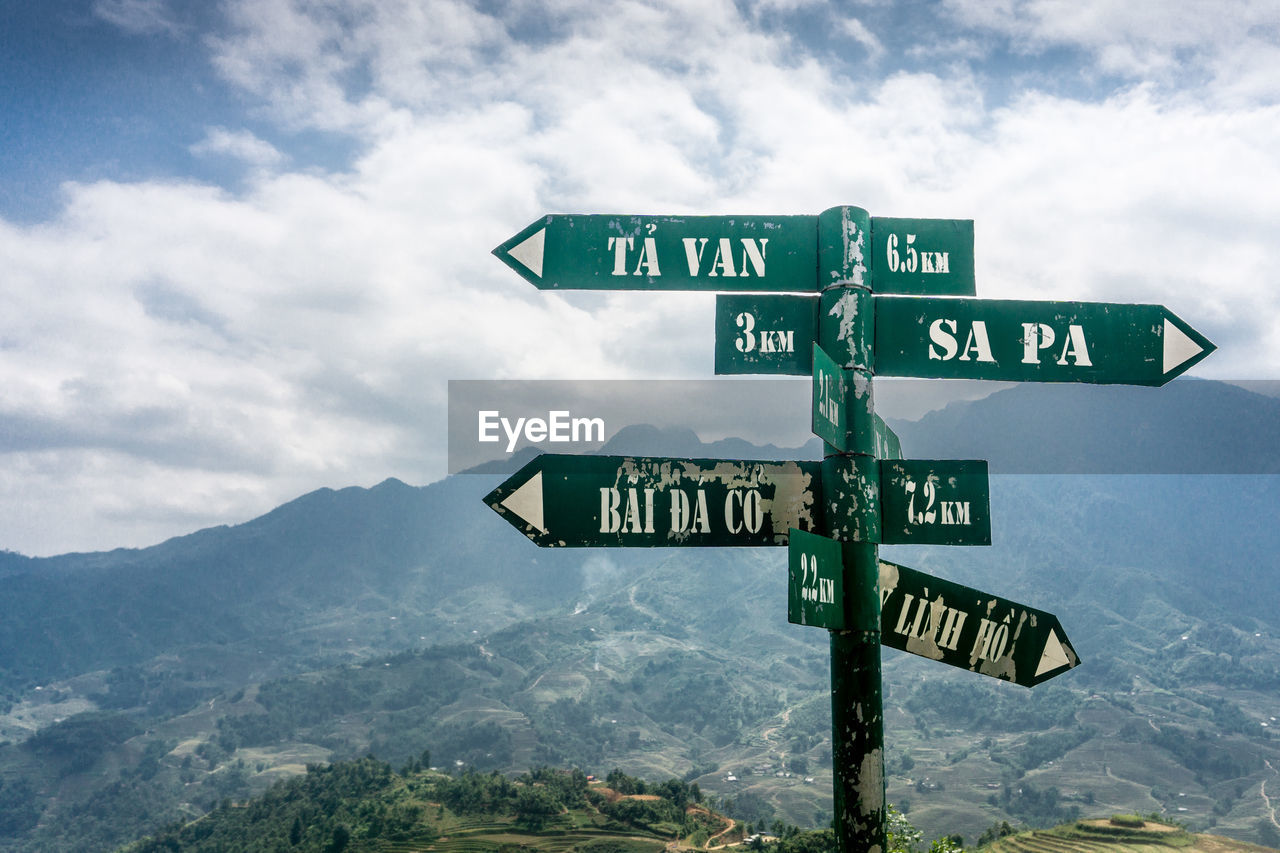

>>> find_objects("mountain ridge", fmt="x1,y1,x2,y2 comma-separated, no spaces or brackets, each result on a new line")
0,378,1277,850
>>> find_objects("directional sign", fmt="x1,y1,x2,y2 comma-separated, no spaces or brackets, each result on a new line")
494,215,815,292
496,214,976,294
879,560,1080,687
879,459,990,546
812,344,847,451
486,453,976,547
870,218,975,296
872,415,902,461
716,293,817,374
716,294,1216,386
875,296,1215,386
810,344,903,460
484,453,821,547
788,528,845,630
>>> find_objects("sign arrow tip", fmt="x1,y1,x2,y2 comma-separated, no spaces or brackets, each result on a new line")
498,469,546,534
494,222,546,283
1035,628,1072,677
1162,315,1213,377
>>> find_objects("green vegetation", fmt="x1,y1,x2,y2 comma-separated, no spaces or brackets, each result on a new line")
978,816,1211,852
123,761,721,853
26,711,142,774
1110,813,1146,827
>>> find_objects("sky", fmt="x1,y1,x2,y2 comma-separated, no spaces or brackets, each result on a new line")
2,0,1278,557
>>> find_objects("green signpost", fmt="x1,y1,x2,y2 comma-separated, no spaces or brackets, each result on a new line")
484,454,820,548
789,528,846,630
879,459,991,546
495,214,976,294
716,293,817,373
788,533,1080,688
875,296,1216,385
488,203,1215,853
878,558,1079,688
870,217,975,296
486,453,986,548
812,344,847,451
714,293,1215,384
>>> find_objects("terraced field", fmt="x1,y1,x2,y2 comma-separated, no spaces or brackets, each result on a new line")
984,819,1277,853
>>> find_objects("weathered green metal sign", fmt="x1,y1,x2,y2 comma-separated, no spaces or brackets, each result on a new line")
716,294,1216,386
788,528,845,630
879,459,990,546
875,296,1216,386
715,293,816,374
484,454,820,547
812,344,846,451
810,343,902,460
485,453,975,547
870,218,975,296
872,414,903,461
493,215,815,291
496,214,977,294
879,559,1080,687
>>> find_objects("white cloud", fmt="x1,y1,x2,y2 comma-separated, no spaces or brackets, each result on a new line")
943,0,1280,92
191,127,286,168
92,0,183,37
840,18,885,60
1,0,1276,555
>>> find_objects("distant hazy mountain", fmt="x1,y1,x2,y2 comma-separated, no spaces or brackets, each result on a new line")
889,378,1280,474
2,378,1278,850
3,378,1277,690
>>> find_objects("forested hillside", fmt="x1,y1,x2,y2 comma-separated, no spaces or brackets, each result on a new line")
0,380,1276,851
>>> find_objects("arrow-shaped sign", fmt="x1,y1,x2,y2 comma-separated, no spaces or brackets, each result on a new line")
484,453,822,547
878,559,1080,687
494,215,976,294
875,296,1215,386
486,454,985,548
786,535,1080,686
716,294,1215,386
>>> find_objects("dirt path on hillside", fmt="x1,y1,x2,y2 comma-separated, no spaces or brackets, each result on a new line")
705,816,739,849
1262,760,1280,832
761,707,793,746
628,585,664,623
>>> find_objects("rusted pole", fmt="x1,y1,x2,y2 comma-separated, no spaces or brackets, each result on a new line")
818,206,886,853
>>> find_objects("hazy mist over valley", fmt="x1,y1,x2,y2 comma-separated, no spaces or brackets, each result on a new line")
0,380,1277,850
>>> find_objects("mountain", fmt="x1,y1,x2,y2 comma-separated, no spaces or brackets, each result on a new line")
0,379,1277,851
888,378,1280,474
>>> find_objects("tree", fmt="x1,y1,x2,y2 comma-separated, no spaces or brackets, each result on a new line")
516,785,561,830
326,825,350,853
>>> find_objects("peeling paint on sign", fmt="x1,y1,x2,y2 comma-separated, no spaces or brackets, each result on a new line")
484,453,820,548
877,559,1081,687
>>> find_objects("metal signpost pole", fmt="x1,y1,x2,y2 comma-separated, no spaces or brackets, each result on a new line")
816,206,886,853
491,203,1212,853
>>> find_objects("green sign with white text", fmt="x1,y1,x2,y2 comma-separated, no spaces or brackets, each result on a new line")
715,293,816,374
812,344,847,451
870,218,975,296
788,528,845,630
485,453,978,548
714,294,1216,386
875,296,1215,386
879,560,1080,687
494,215,816,291
496,214,976,294
484,454,821,547
879,459,990,546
